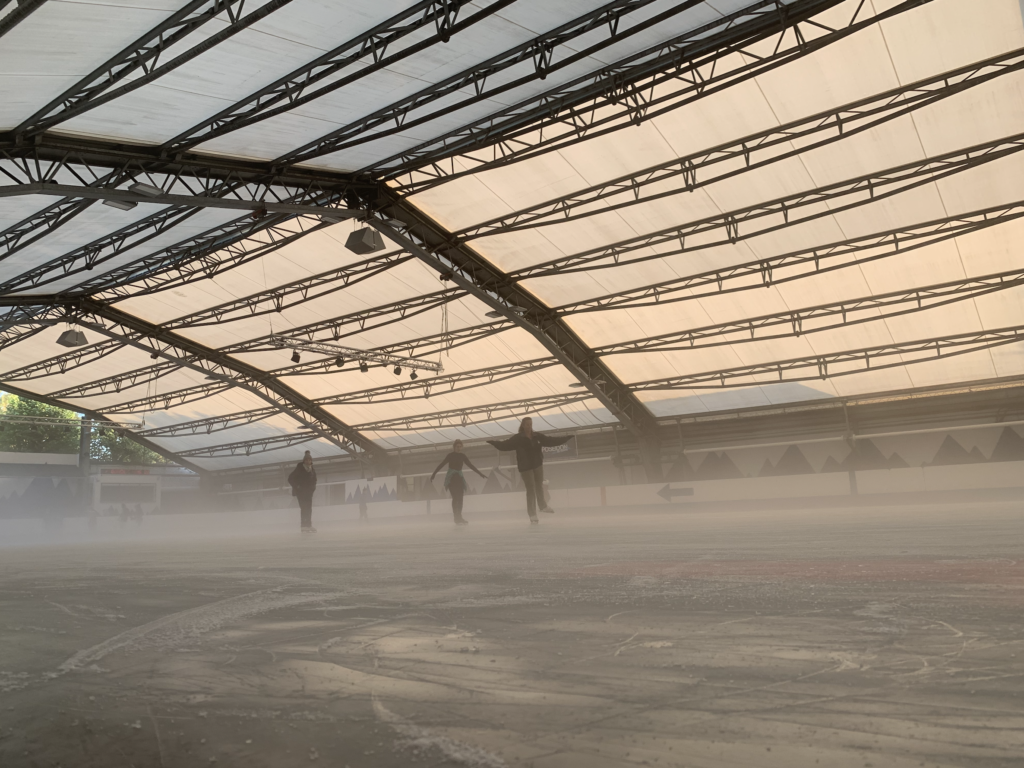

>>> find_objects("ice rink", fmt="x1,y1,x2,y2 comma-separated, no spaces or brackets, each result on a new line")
2,502,1023,767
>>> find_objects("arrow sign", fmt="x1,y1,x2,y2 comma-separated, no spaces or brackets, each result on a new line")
657,484,694,501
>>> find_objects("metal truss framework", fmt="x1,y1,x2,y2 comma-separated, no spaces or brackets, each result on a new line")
1,0,1021,472
556,201,1024,314
386,0,926,187
175,431,321,459
0,414,142,430
356,391,594,433
0,299,386,463
594,269,1024,354
454,47,1024,239
631,326,1024,391
21,319,511,404
510,131,1024,279
14,0,290,137
135,357,562,439
370,189,664,473
0,137,369,294
0,379,208,474
163,0,510,153
0,0,47,41
274,0,701,165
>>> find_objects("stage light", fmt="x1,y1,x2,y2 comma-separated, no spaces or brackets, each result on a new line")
334,356,345,368
102,199,137,211
393,365,402,375
359,361,369,373
56,329,88,347
345,227,386,255
290,350,301,364
410,371,418,380
128,182,163,197
485,310,503,318
150,349,160,359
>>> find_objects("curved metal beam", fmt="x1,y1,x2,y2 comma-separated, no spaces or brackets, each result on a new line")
369,187,665,478
0,380,209,475
0,299,389,466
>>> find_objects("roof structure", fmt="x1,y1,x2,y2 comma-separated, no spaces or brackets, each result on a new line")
2,0,1024,473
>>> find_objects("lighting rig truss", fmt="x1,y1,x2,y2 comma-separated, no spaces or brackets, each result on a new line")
136,357,564,438
454,47,1024,239
556,201,1024,314
270,335,443,375
631,326,1024,391
510,131,1024,279
382,0,927,187
0,415,142,431
356,391,595,433
0,300,384,461
48,321,507,407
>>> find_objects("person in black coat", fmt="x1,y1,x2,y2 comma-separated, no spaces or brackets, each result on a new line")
288,450,318,533
487,417,573,524
430,439,486,525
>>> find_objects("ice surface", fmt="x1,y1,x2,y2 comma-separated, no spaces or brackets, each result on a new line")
1,502,1023,767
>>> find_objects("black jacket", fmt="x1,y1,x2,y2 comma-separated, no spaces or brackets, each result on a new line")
487,432,571,472
288,462,317,498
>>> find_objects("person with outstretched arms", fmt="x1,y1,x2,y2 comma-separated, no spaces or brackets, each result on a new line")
430,439,486,525
487,417,573,524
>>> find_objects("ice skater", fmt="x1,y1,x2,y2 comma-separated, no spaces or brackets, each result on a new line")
430,439,486,525
487,417,573,524
288,450,318,533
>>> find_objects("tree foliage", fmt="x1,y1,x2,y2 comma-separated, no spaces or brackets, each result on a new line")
0,393,166,464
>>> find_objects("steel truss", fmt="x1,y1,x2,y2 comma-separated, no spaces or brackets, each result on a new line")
162,251,416,328
274,0,699,165
510,132,1024,279
371,190,660,444
386,0,924,188
0,414,141,430
98,382,232,415
164,0,510,153
15,0,291,137
0,147,366,295
595,269,1024,354
40,319,510,403
0,0,47,41
85,213,333,299
0,304,68,353
455,48,1024,239
356,391,594,433
556,201,1024,314
114,358,561,439
0,300,385,462
631,326,1024,391
175,431,321,458
0,380,208,474
271,335,444,373
136,408,280,438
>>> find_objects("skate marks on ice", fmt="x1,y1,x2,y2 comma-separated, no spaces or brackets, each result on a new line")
56,588,345,675
373,694,506,768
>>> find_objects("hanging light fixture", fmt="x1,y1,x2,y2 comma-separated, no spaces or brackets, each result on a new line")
359,361,369,373
290,350,301,364
410,371,418,380
393,365,402,376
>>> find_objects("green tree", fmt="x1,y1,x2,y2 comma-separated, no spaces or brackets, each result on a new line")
0,393,166,464
90,427,166,465
0,394,80,454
